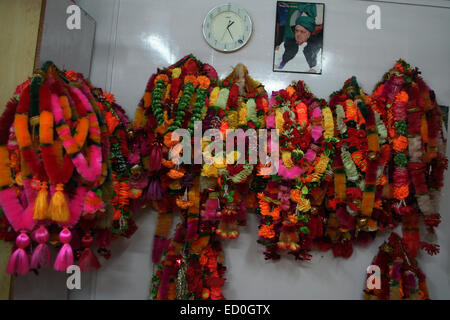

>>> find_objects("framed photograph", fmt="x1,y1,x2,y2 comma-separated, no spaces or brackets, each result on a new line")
273,1,324,74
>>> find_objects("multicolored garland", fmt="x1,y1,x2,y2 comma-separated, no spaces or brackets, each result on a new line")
0,62,136,274
0,58,447,301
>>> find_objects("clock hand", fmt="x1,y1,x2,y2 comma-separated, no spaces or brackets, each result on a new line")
228,28,234,40
221,20,234,41
221,28,228,41
226,20,235,40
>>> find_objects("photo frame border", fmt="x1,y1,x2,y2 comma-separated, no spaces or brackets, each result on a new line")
272,1,326,75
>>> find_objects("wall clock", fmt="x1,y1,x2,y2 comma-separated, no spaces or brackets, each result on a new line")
202,3,253,52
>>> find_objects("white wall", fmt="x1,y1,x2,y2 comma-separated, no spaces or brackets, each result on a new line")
14,0,450,299
37,0,96,77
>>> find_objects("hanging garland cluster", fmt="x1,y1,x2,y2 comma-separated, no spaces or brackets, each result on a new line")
202,64,268,240
143,58,446,300
323,76,391,258
256,81,336,261
131,55,230,300
364,232,429,300
0,62,136,274
0,57,447,300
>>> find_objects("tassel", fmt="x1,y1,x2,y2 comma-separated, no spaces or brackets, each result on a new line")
31,225,51,269
54,228,74,271
201,198,220,221
152,237,168,264
78,232,101,272
7,230,31,275
149,143,162,171
33,181,49,220
147,178,162,200
49,184,70,222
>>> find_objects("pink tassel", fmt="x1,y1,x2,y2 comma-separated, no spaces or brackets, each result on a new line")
7,230,30,275
54,228,74,271
201,198,220,221
31,225,51,269
78,232,101,272
152,237,167,264
149,143,162,171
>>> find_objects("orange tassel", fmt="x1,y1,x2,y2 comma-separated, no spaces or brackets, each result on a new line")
33,181,49,220
48,183,70,222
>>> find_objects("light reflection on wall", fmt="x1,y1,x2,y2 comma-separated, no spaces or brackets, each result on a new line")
141,33,175,65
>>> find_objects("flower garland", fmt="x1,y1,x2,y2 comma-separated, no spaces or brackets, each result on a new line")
0,62,137,275
372,59,445,260
364,232,429,300
143,55,228,300
1,57,447,301
326,77,380,257
213,64,268,240
0,93,39,274
257,81,336,261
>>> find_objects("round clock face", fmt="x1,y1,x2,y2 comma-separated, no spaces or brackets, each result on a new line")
203,4,252,52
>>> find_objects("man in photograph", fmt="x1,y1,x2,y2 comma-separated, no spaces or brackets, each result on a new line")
274,4,323,74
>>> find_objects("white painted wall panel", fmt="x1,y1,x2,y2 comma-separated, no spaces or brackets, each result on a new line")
38,0,96,76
